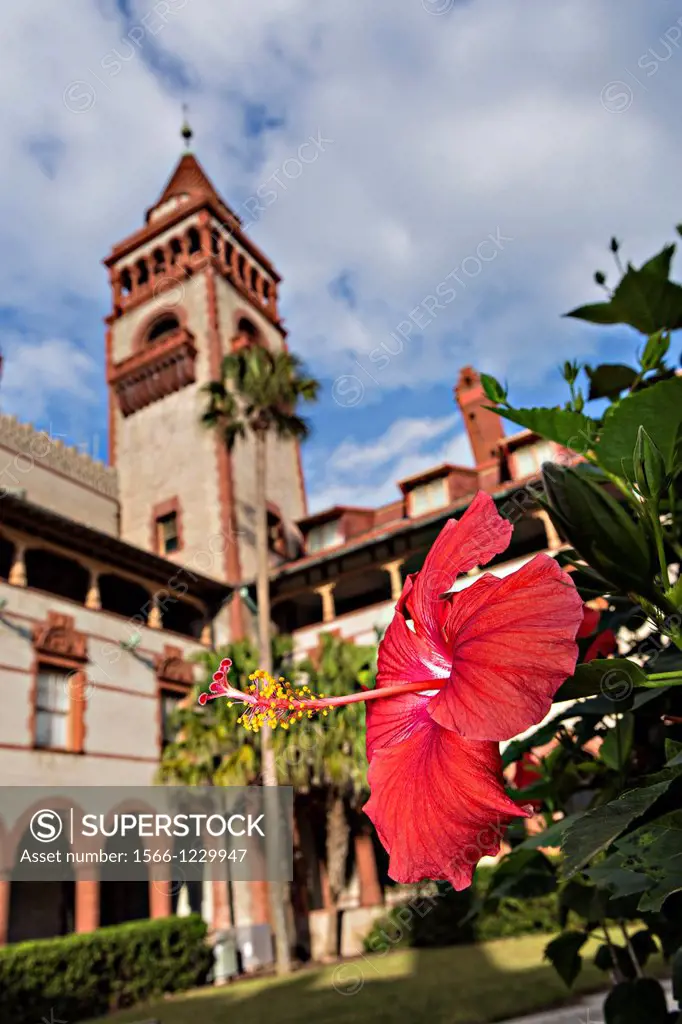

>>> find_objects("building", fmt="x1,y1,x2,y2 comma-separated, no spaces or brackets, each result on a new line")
0,130,568,962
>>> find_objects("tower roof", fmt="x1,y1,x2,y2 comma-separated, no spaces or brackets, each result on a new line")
155,152,220,208
146,151,240,226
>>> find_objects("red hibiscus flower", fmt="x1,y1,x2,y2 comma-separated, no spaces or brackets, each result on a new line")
199,491,583,890
577,603,618,662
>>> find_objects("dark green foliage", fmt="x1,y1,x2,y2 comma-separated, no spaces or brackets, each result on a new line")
363,873,560,952
585,364,638,400
603,978,670,1023
544,930,588,987
0,914,212,1024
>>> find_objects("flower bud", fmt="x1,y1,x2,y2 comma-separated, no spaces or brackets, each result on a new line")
633,426,667,503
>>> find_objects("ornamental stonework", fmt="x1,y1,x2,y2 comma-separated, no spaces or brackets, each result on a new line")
155,644,195,687
0,413,118,499
33,612,88,662
108,329,197,416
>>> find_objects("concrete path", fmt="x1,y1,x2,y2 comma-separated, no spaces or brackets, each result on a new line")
501,980,675,1024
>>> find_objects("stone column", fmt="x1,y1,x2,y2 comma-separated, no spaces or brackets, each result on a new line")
249,880,271,926
314,583,336,624
354,831,382,907
149,879,172,919
8,544,26,587
381,559,404,602
534,508,562,551
0,878,10,945
211,880,232,931
147,593,163,629
75,878,99,933
85,569,101,611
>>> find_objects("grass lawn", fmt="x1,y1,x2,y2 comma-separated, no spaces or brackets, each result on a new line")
84,932,656,1024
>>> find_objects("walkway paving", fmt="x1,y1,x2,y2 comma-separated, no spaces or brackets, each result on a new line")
502,980,675,1024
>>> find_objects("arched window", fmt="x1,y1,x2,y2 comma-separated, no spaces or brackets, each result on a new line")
169,238,183,265
146,313,180,345
237,254,247,282
120,268,132,295
211,230,220,256
237,317,258,340
187,227,201,254
136,259,149,286
152,247,166,275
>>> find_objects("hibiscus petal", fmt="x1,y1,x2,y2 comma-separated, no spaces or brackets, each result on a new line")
364,696,528,888
376,610,450,690
578,604,601,638
406,491,513,647
430,553,583,741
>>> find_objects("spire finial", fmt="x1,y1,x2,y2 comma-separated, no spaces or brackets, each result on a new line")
180,104,193,151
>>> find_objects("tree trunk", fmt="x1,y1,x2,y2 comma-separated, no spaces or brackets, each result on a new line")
254,430,292,975
325,794,349,960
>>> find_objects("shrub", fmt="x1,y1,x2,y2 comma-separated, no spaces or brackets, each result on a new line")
0,914,212,1024
363,877,559,952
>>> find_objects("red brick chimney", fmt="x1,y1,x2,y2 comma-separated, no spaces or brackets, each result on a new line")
454,366,504,491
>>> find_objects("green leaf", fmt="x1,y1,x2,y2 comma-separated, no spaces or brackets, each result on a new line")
600,713,635,771
597,376,682,478
629,929,658,968
603,978,670,1024
496,407,598,454
567,244,682,336
561,779,674,877
641,243,676,279
544,930,588,988
560,879,610,925
480,373,507,403
554,660,647,702
485,850,558,903
586,363,638,400
594,942,615,973
541,465,655,597
512,813,582,851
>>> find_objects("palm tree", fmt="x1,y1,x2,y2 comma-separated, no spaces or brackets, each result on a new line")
201,343,318,974
286,633,376,958
160,634,376,962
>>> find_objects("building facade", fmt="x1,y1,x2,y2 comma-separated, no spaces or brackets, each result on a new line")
0,141,569,963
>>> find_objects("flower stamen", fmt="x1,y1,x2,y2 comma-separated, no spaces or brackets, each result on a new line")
198,659,445,732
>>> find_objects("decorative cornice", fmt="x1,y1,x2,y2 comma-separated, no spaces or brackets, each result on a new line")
108,328,198,416
0,413,118,499
155,644,195,687
33,612,88,662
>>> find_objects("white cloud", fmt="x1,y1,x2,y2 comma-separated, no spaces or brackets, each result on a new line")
308,415,473,511
0,1,681,440
0,336,98,423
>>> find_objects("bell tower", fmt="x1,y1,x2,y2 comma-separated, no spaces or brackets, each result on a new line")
103,121,307,636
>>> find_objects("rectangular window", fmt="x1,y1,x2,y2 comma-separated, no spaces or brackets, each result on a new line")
35,667,70,749
410,478,448,516
307,520,342,553
513,441,555,479
161,690,184,747
157,511,179,554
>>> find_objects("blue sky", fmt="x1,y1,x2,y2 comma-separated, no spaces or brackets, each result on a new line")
1,1,681,510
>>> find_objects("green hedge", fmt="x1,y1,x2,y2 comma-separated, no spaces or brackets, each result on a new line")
0,914,213,1024
364,876,559,952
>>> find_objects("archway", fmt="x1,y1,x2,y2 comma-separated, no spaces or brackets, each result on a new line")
8,821,75,943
